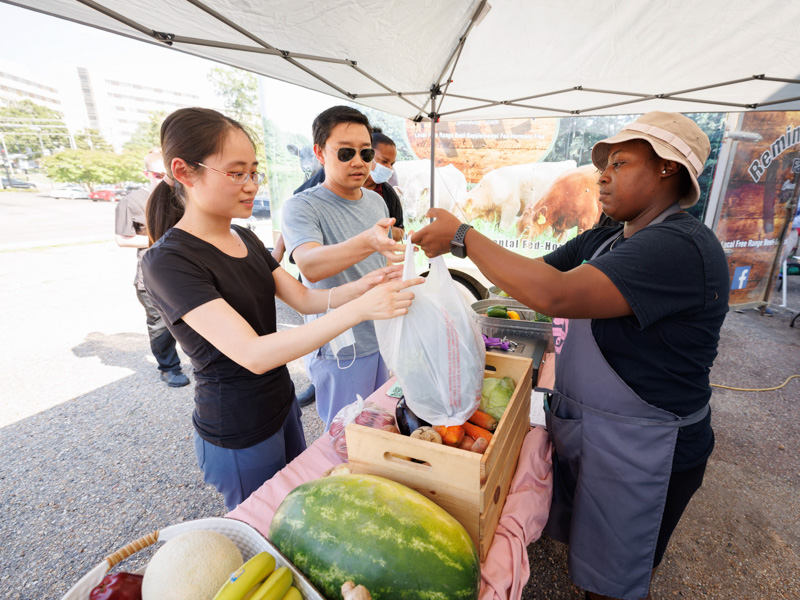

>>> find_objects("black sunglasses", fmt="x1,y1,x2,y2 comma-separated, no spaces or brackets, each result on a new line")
335,147,375,163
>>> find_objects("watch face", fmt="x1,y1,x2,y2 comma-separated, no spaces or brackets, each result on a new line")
450,242,466,258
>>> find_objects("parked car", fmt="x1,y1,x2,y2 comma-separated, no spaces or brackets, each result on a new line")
89,186,122,202
49,184,89,199
2,177,37,190
252,192,271,218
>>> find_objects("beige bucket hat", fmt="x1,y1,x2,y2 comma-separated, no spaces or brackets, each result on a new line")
591,111,711,208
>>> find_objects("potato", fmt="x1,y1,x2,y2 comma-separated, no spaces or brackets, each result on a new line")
410,426,442,444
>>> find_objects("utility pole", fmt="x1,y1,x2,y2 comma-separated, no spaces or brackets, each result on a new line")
0,132,12,182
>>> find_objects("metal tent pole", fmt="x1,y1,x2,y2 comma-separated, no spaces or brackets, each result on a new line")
428,85,442,219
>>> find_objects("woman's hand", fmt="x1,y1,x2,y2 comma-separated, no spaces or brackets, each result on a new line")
353,277,424,321
409,209,463,257
337,265,405,305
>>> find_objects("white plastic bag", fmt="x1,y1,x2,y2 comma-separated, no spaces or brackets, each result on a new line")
375,243,486,426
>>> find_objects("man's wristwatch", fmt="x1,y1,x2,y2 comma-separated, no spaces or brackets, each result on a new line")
450,223,473,258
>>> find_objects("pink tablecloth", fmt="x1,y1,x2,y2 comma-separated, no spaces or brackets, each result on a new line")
228,356,555,600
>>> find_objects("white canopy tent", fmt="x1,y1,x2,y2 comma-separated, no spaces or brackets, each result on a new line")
7,0,800,122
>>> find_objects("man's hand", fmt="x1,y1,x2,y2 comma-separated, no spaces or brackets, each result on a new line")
364,217,405,263
409,208,463,257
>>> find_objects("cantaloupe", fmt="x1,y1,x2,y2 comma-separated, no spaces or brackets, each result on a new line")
142,530,243,600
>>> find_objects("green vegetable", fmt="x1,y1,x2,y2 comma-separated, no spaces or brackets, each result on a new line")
480,376,516,421
486,307,509,319
534,312,553,323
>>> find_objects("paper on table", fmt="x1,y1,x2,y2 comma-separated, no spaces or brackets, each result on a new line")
530,390,546,427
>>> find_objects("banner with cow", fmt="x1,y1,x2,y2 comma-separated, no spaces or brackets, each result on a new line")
257,99,797,308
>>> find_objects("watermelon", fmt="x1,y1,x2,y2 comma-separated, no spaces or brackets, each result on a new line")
268,474,480,600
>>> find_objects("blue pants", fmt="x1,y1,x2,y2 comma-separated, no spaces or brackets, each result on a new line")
194,399,307,511
305,351,390,430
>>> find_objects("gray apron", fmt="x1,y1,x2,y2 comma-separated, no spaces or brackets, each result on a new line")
538,204,708,599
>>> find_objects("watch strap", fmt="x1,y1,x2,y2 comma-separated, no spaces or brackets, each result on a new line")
451,223,473,257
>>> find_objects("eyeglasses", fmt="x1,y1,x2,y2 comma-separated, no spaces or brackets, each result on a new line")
332,147,376,163
193,161,266,185
144,170,165,179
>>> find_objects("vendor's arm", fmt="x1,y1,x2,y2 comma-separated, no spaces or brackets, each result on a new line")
410,208,632,319
291,217,405,282
181,276,420,375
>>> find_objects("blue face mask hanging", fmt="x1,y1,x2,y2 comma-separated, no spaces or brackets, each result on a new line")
370,162,393,184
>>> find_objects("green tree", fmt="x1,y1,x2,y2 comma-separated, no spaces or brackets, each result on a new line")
123,111,167,153
74,128,114,152
42,150,142,191
208,67,258,123
0,99,72,156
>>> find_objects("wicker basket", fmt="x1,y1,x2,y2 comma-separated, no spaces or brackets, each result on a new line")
61,517,325,600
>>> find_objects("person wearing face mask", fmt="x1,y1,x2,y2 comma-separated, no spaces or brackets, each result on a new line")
115,148,189,388
293,127,404,241
281,106,406,430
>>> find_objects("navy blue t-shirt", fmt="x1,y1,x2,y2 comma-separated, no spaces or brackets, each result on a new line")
142,225,294,449
544,212,730,470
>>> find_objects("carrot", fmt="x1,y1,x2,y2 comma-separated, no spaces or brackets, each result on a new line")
467,409,498,432
462,421,493,444
434,425,465,447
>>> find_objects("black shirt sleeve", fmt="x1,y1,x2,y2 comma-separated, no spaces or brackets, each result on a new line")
380,183,404,230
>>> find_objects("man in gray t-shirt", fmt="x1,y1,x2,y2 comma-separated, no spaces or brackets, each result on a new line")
281,106,404,429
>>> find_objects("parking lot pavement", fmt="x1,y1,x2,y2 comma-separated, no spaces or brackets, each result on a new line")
0,191,117,249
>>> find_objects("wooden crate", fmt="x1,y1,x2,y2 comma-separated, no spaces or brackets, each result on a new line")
346,352,533,561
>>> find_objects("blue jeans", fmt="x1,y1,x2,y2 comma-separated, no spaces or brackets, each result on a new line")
194,399,307,511
305,351,390,430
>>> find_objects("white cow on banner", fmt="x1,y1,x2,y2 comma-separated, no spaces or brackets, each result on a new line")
393,159,468,221
463,160,577,230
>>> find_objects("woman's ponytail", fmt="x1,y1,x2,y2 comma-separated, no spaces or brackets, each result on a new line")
146,180,184,245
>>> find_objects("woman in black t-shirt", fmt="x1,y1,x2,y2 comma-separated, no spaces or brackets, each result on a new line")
141,107,421,510
411,112,730,600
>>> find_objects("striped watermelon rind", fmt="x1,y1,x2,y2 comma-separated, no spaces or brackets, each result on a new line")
268,474,480,600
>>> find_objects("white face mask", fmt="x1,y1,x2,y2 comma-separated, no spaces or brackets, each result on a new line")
325,286,356,369
370,162,393,184
328,326,356,369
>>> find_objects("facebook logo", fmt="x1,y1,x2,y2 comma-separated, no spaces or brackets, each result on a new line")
732,266,751,290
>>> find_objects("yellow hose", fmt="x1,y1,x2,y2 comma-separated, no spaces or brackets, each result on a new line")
711,374,800,392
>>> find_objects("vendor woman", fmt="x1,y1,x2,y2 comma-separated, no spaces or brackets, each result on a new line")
411,112,729,600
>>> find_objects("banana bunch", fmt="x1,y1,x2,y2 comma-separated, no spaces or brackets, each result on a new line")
213,551,300,600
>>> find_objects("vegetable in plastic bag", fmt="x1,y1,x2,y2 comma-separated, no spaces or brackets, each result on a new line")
329,395,396,460
375,244,485,426
480,376,516,421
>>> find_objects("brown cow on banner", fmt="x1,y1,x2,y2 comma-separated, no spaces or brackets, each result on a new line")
516,164,601,241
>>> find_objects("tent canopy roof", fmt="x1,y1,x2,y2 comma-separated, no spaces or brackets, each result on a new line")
9,0,800,120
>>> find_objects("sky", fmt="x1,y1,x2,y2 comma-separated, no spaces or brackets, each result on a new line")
0,3,336,138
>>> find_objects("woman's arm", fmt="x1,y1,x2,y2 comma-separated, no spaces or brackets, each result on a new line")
273,264,404,315
181,275,421,375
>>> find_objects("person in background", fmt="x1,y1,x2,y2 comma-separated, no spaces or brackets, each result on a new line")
281,106,405,430
411,112,729,600
294,127,404,241
142,107,420,510
115,149,189,388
